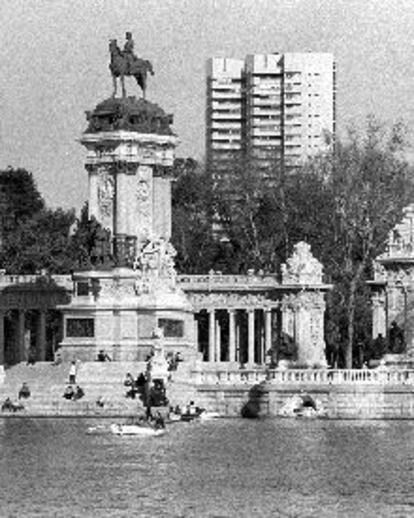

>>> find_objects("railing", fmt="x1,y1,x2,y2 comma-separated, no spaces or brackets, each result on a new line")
192,369,267,385
267,369,414,385
192,367,414,385
0,274,72,290
178,273,279,290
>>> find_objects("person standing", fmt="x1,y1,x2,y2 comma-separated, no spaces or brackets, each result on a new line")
69,361,77,384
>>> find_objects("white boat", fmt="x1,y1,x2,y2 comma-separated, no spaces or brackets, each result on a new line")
86,424,109,435
110,423,166,436
199,410,221,421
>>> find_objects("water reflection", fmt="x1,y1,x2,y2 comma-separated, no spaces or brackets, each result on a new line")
0,418,413,517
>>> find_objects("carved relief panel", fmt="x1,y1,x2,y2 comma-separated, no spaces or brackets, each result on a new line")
136,165,153,245
97,166,115,232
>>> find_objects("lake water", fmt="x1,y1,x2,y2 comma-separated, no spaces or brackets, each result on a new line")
0,418,413,517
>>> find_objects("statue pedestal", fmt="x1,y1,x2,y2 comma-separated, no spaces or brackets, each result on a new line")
58,267,196,362
147,329,169,384
58,97,198,365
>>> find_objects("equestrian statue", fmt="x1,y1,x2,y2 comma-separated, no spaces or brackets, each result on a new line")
109,32,154,99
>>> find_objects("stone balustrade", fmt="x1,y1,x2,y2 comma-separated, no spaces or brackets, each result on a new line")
192,368,414,385
268,368,414,384
192,368,267,385
177,273,279,290
0,273,72,290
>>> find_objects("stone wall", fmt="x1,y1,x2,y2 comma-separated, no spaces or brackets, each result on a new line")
194,384,414,419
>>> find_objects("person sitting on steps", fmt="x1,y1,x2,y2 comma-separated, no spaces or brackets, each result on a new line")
97,350,111,362
73,385,85,401
18,382,31,400
63,385,74,400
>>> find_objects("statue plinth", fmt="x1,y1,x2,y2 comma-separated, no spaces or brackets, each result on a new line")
58,96,197,363
146,328,169,382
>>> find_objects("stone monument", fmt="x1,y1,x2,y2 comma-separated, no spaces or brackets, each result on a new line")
370,204,414,368
280,242,329,368
146,327,169,383
58,39,196,362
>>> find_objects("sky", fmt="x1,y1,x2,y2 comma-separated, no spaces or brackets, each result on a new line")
1,0,413,211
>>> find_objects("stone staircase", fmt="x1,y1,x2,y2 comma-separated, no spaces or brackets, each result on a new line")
0,362,147,417
0,360,226,417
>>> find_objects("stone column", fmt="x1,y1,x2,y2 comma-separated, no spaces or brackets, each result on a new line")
193,316,199,351
236,319,240,362
88,167,99,220
228,309,236,362
215,319,221,362
208,309,215,362
0,310,4,366
371,291,387,339
247,309,255,365
264,308,272,364
18,310,26,363
37,310,47,361
115,167,128,235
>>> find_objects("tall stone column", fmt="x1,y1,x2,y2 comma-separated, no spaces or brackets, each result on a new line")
115,167,129,235
193,316,199,352
208,309,215,362
371,291,387,339
215,319,221,362
228,310,236,362
264,308,272,364
88,166,99,220
37,310,47,361
236,320,240,362
247,309,255,365
18,310,26,363
0,310,4,366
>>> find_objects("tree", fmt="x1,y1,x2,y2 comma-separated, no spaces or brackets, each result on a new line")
2,208,76,274
303,120,414,367
0,167,44,225
207,120,414,367
0,167,77,274
171,159,217,273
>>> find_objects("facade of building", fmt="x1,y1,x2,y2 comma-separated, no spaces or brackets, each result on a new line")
206,52,336,175
206,57,244,178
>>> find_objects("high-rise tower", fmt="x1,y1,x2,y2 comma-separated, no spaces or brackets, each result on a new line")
206,52,336,175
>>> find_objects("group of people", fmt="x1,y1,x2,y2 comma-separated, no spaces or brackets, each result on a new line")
166,352,182,372
1,382,30,412
124,372,147,399
1,397,24,412
63,384,85,401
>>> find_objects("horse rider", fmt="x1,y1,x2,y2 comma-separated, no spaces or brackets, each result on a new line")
123,32,136,73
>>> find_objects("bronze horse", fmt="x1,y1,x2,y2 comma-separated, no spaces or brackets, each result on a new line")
109,39,154,99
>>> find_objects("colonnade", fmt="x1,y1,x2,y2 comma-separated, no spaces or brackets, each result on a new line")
196,307,276,365
0,309,53,366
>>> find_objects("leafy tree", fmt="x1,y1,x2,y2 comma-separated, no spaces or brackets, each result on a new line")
171,159,217,273
2,207,76,274
0,167,77,274
0,167,44,225
207,120,414,367
302,120,414,367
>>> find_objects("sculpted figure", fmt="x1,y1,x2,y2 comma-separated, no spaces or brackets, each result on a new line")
123,32,136,74
109,34,154,98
